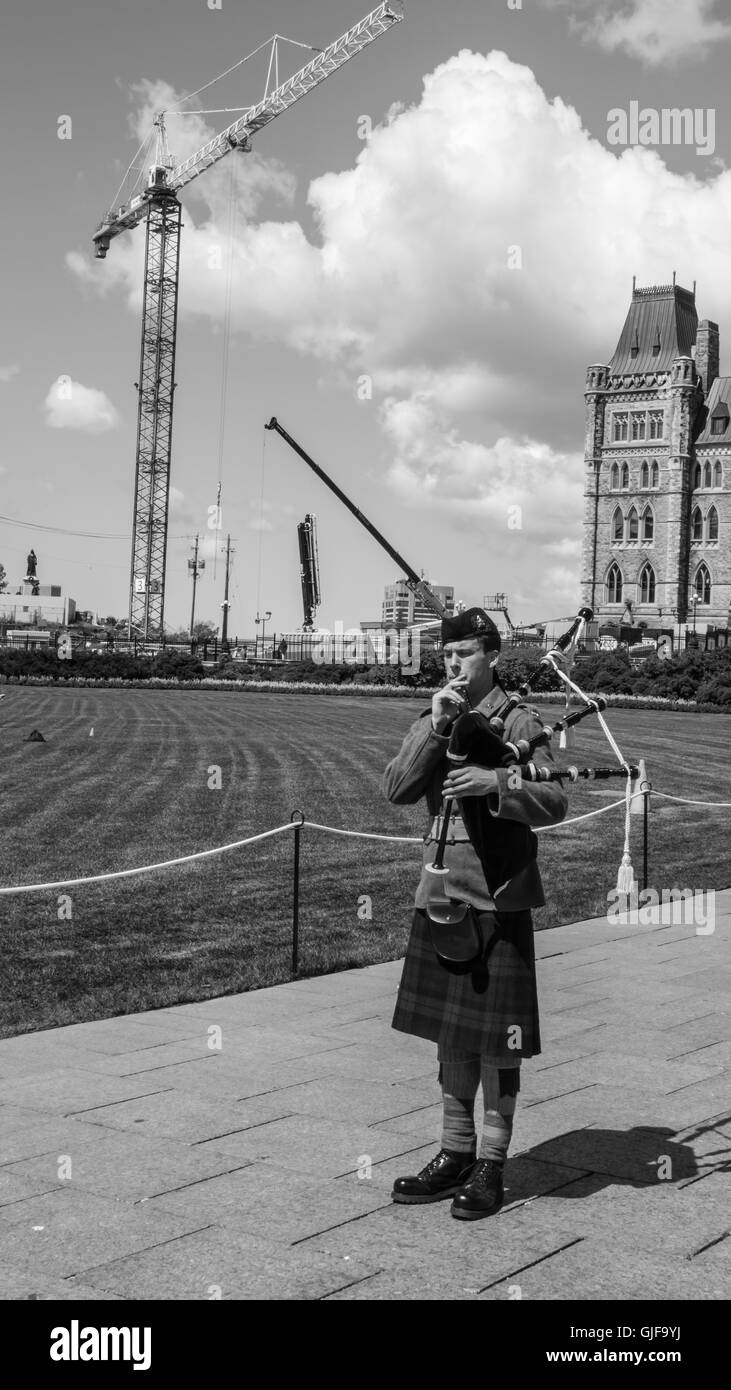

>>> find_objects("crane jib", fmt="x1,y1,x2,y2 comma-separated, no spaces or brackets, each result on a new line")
94,2,405,248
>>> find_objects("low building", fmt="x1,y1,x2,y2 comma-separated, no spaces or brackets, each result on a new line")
381,579,454,626
0,581,76,627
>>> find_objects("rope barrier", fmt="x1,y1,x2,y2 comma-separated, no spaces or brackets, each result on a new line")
534,797,628,828
652,790,731,809
0,823,296,896
300,821,421,844
0,795,660,896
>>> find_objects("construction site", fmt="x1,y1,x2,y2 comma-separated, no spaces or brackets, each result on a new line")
1,0,728,1340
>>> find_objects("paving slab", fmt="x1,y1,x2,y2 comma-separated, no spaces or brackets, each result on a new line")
0,1068,177,1116
64,1090,273,1145
0,1115,125,1167
323,1271,482,1300
138,1161,339,1225
0,1188,210,1280
66,1228,380,1301
300,1202,582,1286
0,898,728,1301
3,1130,254,1203
478,1238,728,1301
502,1174,729,1256
196,1113,435,1176
0,1263,125,1302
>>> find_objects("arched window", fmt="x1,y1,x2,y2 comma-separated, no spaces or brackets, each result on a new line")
642,505,654,541
621,463,630,490
694,564,711,604
641,460,649,489
692,506,703,542
639,564,656,603
651,460,659,488
612,507,624,542
693,462,701,490
714,460,722,488
704,461,712,488
627,505,638,541
610,462,619,491
708,506,719,542
607,564,623,604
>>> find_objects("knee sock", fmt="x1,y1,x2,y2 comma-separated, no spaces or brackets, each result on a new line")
441,1093,477,1157
439,1052,481,1157
479,1063,520,1164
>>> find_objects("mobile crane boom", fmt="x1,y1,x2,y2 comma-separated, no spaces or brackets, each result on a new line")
265,416,447,619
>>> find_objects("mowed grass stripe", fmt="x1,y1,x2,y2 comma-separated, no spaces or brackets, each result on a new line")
0,688,729,1037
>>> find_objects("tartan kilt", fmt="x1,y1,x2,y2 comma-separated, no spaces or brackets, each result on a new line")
392,908,541,1059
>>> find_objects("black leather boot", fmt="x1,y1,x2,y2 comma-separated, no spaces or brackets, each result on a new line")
450,1157,505,1219
392,1148,476,1204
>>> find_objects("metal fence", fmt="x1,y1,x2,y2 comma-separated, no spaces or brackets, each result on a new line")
0,625,729,664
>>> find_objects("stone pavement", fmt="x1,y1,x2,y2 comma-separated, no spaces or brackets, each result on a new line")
1,893,729,1301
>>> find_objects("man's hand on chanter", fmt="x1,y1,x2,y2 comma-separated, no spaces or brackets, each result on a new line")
443,766,499,798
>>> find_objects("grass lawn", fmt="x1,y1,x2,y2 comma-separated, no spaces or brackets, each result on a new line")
0,686,729,1037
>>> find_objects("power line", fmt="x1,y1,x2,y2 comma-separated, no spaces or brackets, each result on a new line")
0,516,234,544
0,514,128,540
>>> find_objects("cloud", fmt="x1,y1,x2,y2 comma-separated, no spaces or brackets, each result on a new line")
70,51,731,387
168,486,196,532
43,379,120,433
67,49,731,607
0,364,19,383
544,0,731,66
380,393,585,607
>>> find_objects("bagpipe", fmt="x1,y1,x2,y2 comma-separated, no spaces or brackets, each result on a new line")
426,606,644,915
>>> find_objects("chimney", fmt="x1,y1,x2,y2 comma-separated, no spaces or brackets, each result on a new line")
695,319,720,395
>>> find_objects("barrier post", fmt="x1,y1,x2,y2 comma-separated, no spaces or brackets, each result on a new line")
643,789,648,894
291,812,305,978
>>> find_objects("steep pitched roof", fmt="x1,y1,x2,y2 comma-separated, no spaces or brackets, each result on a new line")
609,283,698,375
695,376,731,445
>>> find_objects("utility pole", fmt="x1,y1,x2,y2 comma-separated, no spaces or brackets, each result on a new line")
221,534,233,648
255,609,271,659
188,535,205,640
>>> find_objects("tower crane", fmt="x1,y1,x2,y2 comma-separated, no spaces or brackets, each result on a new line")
93,2,405,639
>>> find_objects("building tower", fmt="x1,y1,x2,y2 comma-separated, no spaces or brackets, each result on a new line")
580,279,731,637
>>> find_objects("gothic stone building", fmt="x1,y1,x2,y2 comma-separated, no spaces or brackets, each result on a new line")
581,281,730,637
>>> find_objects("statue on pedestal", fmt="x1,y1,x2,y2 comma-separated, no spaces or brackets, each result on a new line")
26,549,39,595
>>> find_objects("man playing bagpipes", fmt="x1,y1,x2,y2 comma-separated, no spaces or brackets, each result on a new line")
383,606,568,1220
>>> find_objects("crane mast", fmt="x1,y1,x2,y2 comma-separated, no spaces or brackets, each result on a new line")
93,3,405,638
297,514,321,631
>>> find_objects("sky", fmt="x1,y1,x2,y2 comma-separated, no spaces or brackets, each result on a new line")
2,0,731,638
